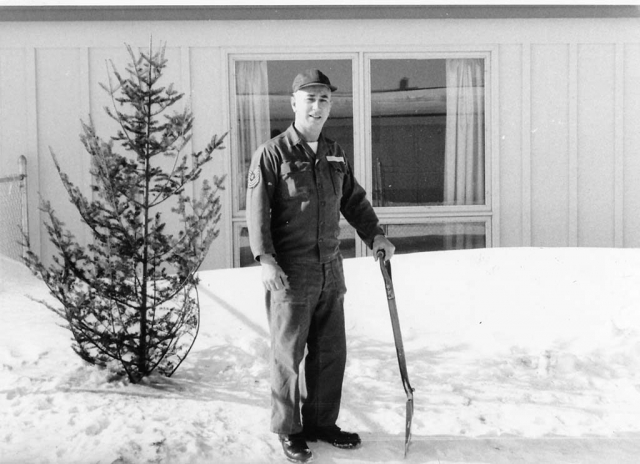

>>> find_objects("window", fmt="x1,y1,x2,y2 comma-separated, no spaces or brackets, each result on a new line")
234,222,356,269
370,58,485,208
380,221,487,255
230,52,492,267
233,59,353,212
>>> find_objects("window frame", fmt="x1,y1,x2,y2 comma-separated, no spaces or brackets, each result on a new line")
375,216,493,255
363,50,494,216
228,52,360,218
227,46,499,265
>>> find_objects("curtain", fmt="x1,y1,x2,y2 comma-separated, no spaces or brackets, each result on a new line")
444,58,485,206
443,59,485,249
236,61,270,211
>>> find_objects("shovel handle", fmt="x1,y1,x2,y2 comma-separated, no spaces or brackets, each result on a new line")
377,250,392,280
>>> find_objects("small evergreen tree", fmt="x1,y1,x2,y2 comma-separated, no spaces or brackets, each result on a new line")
24,42,226,383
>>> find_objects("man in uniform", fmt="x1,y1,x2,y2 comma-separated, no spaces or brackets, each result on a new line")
246,69,395,463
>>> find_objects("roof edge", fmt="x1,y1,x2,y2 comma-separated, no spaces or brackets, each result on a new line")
1,5,639,22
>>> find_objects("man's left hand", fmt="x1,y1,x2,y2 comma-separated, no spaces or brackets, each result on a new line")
372,235,395,262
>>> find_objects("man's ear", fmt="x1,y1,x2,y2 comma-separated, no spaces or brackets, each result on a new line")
290,95,296,112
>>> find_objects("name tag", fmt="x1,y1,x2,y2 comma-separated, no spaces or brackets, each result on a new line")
326,156,344,163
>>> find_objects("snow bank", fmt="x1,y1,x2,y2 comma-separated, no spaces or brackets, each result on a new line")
2,248,640,464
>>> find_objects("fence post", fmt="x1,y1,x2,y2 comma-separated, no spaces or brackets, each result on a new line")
19,155,28,260
0,156,29,261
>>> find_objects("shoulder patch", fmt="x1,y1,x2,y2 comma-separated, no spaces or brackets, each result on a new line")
248,168,260,189
326,155,345,163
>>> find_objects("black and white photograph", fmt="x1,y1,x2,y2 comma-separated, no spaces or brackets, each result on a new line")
1,2,640,463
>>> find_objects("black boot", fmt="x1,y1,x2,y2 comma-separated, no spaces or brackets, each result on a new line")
279,433,313,463
304,425,361,449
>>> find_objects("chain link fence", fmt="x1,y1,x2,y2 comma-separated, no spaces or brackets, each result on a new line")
0,156,28,261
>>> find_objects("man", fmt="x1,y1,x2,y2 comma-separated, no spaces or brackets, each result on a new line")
246,69,395,463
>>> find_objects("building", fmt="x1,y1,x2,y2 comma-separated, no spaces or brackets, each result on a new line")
1,5,639,270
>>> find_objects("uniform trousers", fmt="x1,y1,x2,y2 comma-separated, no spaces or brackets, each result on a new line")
266,256,347,435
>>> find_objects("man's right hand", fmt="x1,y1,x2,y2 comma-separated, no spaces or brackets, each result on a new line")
259,254,289,292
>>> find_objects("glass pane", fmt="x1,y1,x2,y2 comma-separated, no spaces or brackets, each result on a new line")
338,223,356,259
382,222,486,254
236,225,257,268
234,59,353,211
237,223,356,267
370,59,485,207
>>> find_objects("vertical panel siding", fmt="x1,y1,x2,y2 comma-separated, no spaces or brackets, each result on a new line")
613,44,624,247
568,44,579,246
499,38,633,251
614,44,624,247
531,44,570,247
1,19,639,270
0,48,36,248
498,44,524,247
0,50,28,175
623,43,640,247
29,44,234,268
36,48,90,259
577,44,616,247
89,47,131,152
191,47,232,270
521,44,532,246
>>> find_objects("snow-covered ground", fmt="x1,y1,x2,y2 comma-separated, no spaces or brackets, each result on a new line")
2,247,640,464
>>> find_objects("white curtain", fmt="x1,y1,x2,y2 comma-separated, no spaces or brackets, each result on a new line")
444,58,485,206
236,61,270,210
443,59,485,249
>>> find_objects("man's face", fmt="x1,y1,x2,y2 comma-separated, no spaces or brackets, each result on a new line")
291,85,332,134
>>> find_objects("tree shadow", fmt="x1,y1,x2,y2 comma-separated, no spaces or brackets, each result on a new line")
138,343,271,408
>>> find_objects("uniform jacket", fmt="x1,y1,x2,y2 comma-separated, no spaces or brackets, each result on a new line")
246,124,384,263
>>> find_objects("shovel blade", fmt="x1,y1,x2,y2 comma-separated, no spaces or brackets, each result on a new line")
404,397,414,457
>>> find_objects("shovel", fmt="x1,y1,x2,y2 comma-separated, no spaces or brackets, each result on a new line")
377,250,414,457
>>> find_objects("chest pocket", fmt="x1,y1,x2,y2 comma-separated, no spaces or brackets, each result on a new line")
280,161,313,201
329,162,345,196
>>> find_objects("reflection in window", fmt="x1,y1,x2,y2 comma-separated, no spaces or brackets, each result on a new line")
236,223,356,268
371,59,485,207
235,225,255,268
234,60,353,211
235,62,270,213
381,222,486,254
338,223,356,259
232,56,490,266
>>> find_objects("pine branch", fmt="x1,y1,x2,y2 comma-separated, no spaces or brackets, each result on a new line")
149,134,226,208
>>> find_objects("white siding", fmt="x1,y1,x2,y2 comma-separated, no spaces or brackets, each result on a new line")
577,44,617,247
531,44,570,247
35,48,90,254
624,43,640,248
1,17,640,268
190,46,232,270
498,44,523,247
0,47,34,248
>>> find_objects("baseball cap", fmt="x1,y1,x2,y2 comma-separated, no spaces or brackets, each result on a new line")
292,69,337,93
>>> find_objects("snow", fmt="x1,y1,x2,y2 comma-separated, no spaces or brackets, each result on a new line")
2,247,640,464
